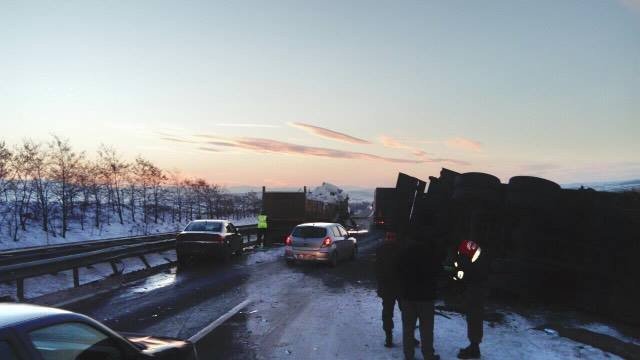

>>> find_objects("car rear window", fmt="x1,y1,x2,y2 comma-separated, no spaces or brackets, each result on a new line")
185,221,223,232
292,226,327,238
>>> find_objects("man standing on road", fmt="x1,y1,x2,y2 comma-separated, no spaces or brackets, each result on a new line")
452,239,489,359
397,236,441,360
256,212,267,248
375,232,403,348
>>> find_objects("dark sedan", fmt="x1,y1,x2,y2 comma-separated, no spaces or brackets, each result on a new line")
0,303,197,360
176,220,244,266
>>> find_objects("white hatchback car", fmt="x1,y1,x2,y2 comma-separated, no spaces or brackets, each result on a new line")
284,222,357,267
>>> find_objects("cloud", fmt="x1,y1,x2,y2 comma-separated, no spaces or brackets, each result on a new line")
445,137,483,152
164,133,467,165
210,137,421,163
290,122,371,145
215,123,280,128
160,136,201,144
198,147,223,152
379,135,433,161
380,135,414,150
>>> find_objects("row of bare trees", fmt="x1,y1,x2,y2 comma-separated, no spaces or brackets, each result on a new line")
0,137,262,243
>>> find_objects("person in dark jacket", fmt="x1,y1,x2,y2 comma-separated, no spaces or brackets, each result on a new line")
452,239,489,359
375,232,403,347
397,237,441,360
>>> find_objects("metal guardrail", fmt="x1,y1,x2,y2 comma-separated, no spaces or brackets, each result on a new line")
0,224,259,301
0,233,178,267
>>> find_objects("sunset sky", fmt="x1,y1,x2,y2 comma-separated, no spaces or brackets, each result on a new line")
1,0,639,188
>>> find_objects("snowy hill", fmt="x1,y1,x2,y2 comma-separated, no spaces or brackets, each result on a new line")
563,179,640,192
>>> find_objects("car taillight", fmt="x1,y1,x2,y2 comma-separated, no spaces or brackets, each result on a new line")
321,236,332,247
285,235,293,246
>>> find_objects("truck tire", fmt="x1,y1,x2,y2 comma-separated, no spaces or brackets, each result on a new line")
452,172,502,205
507,176,560,210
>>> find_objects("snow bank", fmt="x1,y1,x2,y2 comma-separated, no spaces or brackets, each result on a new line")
0,216,257,251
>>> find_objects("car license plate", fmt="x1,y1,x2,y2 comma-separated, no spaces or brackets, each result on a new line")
296,254,313,260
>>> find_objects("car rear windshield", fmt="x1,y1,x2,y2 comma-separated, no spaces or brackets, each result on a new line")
185,221,223,232
292,226,327,238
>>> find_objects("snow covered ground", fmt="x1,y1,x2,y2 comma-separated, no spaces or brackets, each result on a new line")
243,282,632,360
0,216,257,251
0,250,178,301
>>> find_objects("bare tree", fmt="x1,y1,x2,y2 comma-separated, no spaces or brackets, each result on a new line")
97,145,128,225
0,142,13,236
26,141,51,233
10,140,38,239
49,136,85,238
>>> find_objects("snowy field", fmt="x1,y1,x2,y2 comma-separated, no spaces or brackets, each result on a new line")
0,216,257,251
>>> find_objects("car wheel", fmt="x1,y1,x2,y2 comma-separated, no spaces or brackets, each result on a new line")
329,252,338,268
350,245,357,261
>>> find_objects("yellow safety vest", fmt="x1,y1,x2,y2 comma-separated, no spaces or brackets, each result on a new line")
257,215,268,229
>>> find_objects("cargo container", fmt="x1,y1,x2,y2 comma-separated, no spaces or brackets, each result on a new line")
261,187,346,244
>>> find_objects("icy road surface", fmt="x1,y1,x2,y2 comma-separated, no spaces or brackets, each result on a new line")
65,230,638,359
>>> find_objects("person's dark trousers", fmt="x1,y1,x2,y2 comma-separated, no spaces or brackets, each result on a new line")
400,300,435,360
256,229,266,247
381,296,397,336
464,283,488,344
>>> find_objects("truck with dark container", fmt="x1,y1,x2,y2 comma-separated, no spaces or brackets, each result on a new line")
373,187,395,229
261,186,348,244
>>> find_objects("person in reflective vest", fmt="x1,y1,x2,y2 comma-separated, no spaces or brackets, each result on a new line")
452,239,489,359
257,213,268,247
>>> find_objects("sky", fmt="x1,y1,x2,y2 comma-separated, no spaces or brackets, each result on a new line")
1,0,639,188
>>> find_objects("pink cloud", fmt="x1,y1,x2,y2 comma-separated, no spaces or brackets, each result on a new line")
289,122,371,145
165,134,467,165
445,137,483,152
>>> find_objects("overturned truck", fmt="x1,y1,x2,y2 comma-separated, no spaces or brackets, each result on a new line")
389,169,640,325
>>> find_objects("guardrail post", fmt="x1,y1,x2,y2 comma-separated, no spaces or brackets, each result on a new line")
139,255,151,269
110,261,119,275
73,267,80,288
17,279,24,301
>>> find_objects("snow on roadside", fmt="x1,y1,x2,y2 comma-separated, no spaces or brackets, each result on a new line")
262,284,625,360
0,251,177,301
245,247,284,265
0,216,257,251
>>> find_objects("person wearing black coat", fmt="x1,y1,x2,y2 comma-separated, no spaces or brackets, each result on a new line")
396,238,441,360
453,240,490,359
375,233,403,347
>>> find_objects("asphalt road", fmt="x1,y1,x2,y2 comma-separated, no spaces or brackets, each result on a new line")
64,226,639,360
66,228,384,359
